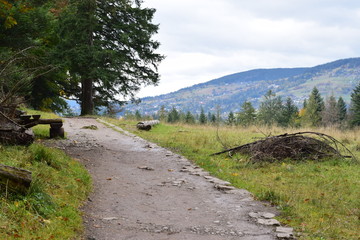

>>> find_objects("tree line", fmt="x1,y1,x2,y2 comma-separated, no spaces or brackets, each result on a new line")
127,83,360,129
0,0,163,115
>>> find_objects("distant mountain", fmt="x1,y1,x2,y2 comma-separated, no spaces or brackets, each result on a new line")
125,58,360,116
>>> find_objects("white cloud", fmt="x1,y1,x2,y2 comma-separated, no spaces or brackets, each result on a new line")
138,0,360,97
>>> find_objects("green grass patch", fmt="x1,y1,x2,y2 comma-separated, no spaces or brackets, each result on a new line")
1,110,91,239
0,143,92,239
104,118,360,240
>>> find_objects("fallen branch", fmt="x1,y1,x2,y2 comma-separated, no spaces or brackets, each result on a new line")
211,132,357,162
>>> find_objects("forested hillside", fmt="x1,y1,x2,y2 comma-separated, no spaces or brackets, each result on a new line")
128,58,360,116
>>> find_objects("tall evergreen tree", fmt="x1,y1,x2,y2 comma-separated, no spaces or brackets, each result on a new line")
167,107,180,123
0,1,69,111
302,87,324,126
280,97,298,127
350,82,360,127
199,107,207,124
237,101,256,126
185,111,195,124
57,0,164,115
227,111,236,125
257,90,283,126
337,96,347,122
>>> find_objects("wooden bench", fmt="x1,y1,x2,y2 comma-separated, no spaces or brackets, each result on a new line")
20,115,65,138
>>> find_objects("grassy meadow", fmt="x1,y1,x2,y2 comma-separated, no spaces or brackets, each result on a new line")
104,117,360,240
0,110,92,239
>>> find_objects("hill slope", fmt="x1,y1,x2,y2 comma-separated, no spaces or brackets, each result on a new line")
127,58,360,116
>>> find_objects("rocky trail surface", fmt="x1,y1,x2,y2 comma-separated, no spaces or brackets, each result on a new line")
54,118,294,240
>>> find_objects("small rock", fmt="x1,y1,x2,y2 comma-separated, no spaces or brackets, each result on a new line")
276,227,294,233
262,212,276,219
277,232,294,239
249,212,260,218
103,217,118,221
214,184,235,191
257,218,281,226
137,166,154,171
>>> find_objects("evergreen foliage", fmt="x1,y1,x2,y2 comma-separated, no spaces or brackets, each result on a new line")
57,0,164,115
167,107,180,123
257,90,283,126
302,87,324,126
337,97,347,122
227,111,236,125
199,107,207,124
237,101,256,126
185,111,195,124
280,97,298,127
350,82,360,126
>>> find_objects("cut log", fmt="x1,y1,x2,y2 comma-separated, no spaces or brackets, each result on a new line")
136,120,160,131
38,118,63,125
0,164,32,194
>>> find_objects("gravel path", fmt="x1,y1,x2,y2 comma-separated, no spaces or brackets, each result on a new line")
55,118,290,240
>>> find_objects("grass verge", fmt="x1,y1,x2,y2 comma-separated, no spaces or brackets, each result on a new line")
103,117,360,240
0,110,92,239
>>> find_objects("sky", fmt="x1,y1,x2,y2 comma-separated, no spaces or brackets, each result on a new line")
137,0,360,98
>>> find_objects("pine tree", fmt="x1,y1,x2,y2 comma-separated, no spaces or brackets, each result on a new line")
237,101,256,126
350,82,360,126
199,107,207,124
185,111,195,124
227,111,236,125
302,87,324,127
57,0,164,115
337,97,347,122
257,90,283,126
167,107,180,123
280,97,298,127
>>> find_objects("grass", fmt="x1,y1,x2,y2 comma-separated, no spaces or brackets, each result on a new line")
0,109,92,239
103,117,360,240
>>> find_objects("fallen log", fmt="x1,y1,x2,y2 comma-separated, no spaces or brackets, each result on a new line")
0,164,32,195
136,120,160,131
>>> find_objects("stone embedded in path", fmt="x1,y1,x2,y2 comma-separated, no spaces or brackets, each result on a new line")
214,184,236,191
276,227,294,239
257,218,281,226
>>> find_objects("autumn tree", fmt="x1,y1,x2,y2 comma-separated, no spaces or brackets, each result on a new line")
57,0,164,115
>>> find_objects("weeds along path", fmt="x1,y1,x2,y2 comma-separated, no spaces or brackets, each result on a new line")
59,118,281,240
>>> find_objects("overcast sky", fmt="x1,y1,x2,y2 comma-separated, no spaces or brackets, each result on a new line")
137,0,360,97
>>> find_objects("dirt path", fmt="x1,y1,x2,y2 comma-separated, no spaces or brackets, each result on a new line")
56,118,288,240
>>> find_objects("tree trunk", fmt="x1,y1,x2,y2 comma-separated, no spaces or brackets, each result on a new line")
0,164,32,195
81,78,94,115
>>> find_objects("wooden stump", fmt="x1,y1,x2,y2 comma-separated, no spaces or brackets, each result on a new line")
0,164,32,195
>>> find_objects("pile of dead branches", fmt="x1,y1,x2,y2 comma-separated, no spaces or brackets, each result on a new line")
211,132,356,162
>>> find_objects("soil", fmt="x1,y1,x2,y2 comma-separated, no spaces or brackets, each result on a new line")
54,118,282,240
